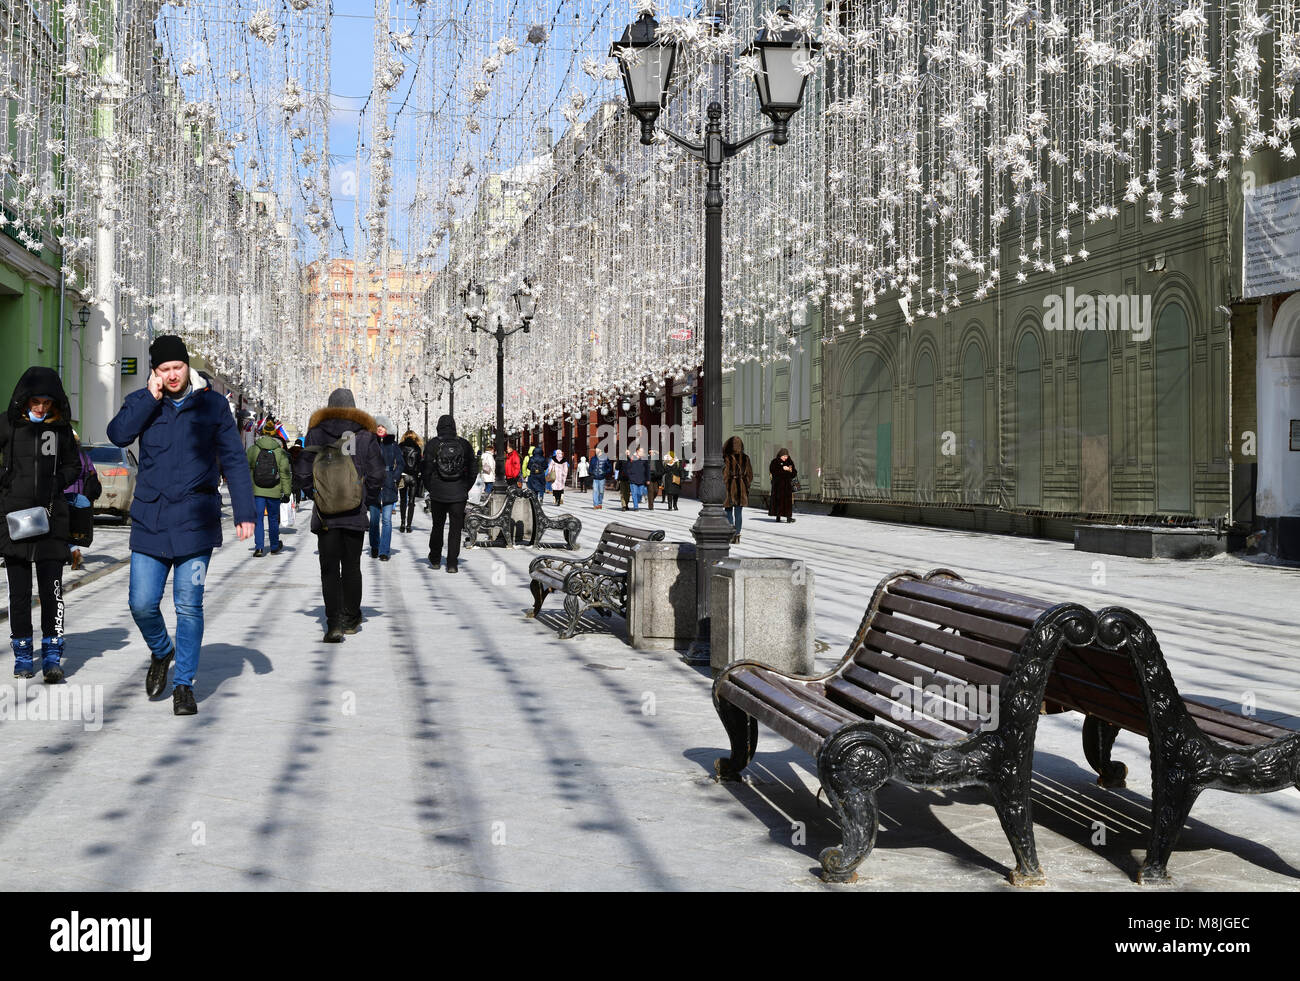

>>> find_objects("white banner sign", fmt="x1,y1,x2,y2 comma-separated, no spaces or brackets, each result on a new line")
1244,174,1300,298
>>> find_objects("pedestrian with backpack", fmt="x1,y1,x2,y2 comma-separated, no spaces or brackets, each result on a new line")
2,366,82,684
369,415,401,561
107,336,257,714
294,388,385,643
397,429,423,533
246,419,292,556
421,414,476,573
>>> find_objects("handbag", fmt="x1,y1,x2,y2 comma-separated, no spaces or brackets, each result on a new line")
7,505,51,541
792,477,803,493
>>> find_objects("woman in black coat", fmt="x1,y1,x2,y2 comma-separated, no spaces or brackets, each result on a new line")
0,366,82,682
768,448,798,523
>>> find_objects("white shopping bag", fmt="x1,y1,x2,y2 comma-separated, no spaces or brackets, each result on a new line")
281,500,296,527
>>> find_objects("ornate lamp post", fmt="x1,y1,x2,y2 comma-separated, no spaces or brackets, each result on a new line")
468,277,535,503
433,354,475,419
408,374,431,443
612,6,820,662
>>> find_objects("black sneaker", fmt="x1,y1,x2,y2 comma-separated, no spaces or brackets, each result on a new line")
342,616,361,635
252,549,265,558
428,554,440,566
172,684,197,716
323,625,345,643
146,647,174,698
270,543,284,554
370,548,379,558
379,554,390,562
446,562,459,574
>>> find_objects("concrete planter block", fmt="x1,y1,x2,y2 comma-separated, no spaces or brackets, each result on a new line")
628,541,697,650
709,558,815,677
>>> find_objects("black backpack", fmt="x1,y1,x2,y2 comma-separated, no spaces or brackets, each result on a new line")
253,445,280,488
401,442,421,476
527,455,546,477
432,439,466,482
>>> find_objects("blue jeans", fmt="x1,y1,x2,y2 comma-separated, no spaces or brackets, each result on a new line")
369,503,394,555
128,551,211,689
726,506,743,532
254,497,280,551
591,478,606,506
631,484,647,509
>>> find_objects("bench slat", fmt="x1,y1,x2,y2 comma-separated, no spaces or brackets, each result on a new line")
824,676,965,740
853,646,1000,722
842,663,983,733
890,580,1042,627
716,678,825,756
864,627,1008,687
880,593,1031,646
872,612,1019,672
731,670,843,739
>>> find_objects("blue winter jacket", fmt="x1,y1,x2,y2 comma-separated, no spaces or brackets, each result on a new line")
588,455,609,480
107,371,257,560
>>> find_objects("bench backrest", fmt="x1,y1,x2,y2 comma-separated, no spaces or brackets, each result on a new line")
588,522,665,575
900,577,1292,748
819,572,1044,741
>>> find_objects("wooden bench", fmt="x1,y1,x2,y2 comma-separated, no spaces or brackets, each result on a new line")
714,569,1300,885
527,522,664,639
463,485,581,550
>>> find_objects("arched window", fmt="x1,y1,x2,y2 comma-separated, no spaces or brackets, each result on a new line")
961,342,985,502
1016,333,1042,507
1079,332,1110,511
842,353,893,495
1155,303,1192,512
914,352,935,501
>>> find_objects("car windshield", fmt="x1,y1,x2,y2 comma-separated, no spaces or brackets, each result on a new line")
87,446,126,464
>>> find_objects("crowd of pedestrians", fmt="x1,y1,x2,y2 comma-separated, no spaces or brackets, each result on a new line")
5,342,808,716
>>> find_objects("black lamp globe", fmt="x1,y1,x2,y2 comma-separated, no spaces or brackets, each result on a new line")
610,11,678,146
743,5,821,145
513,278,537,326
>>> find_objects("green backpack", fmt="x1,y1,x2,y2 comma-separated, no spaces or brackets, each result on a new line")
304,435,364,516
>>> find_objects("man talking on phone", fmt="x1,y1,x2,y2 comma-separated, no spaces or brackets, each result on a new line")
108,335,256,716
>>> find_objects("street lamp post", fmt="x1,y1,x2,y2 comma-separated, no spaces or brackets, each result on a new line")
466,278,536,505
612,6,819,663
407,375,431,443
433,362,474,419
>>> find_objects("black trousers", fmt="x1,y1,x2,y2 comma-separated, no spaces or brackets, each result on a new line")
428,500,466,565
316,528,364,627
6,558,65,639
399,482,417,529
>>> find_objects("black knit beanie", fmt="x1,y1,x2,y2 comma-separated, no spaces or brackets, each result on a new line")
149,335,190,370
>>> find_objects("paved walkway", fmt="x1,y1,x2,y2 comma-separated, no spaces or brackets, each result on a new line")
2,490,1298,891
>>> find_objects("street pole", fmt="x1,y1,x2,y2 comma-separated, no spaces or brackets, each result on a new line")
686,102,743,663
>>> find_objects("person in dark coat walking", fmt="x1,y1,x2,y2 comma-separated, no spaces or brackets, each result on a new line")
421,414,476,572
369,415,401,560
625,448,650,510
397,430,423,533
768,449,798,523
107,336,257,714
294,388,385,643
525,446,548,499
1,366,82,682
662,451,685,511
723,435,754,543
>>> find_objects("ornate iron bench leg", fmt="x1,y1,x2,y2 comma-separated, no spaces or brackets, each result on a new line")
1139,769,1202,885
1082,715,1128,788
565,525,579,550
816,729,892,884
528,580,550,618
713,698,758,781
989,783,1046,886
557,592,585,639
